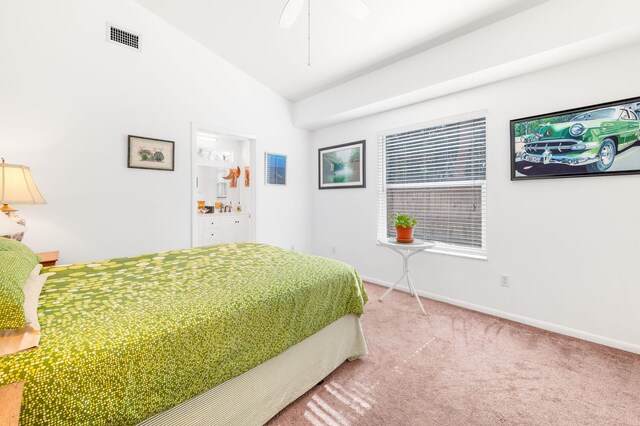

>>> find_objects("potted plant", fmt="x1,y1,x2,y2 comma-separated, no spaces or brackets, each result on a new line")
392,213,417,243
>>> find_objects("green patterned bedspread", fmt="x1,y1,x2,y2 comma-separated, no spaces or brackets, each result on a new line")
0,243,367,425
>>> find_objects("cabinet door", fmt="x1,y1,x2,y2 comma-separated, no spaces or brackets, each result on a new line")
222,217,237,243
222,217,251,243
235,217,251,242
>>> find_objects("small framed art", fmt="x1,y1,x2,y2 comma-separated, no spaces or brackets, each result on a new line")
265,153,286,185
319,140,366,189
128,135,175,171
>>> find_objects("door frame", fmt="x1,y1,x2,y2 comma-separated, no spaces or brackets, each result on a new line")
190,122,257,247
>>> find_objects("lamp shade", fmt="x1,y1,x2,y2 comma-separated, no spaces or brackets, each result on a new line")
0,161,46,205
0,211,26,236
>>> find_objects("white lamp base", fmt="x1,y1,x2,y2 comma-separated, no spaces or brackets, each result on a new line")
1,207,26,242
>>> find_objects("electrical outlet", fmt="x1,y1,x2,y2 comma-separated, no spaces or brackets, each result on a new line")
500,274,510,287
290,245,295,251
331,246,336,254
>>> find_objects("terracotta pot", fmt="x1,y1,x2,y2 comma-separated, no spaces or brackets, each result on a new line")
395,226,414,243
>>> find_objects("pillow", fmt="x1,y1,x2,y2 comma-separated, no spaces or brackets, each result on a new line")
0,251,39,329
23,265,53,331
0,329,40,357
0,266,51,357
28,264,43,278
0,236,39,265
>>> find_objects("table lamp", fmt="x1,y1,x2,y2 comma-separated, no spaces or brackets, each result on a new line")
0,158,46,241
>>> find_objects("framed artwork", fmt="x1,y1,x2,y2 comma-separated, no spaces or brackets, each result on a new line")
511,96,640,180
265,153,286,185
319,140,366,189
128,135,175,171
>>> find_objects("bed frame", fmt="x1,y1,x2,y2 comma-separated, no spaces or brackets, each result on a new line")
139,314,367,426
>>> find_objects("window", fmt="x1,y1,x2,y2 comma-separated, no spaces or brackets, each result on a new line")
572,108,615,121
620,109,631,120
377,113,487,259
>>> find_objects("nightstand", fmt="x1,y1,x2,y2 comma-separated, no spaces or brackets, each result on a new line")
37,251,59,267
0,382,24,426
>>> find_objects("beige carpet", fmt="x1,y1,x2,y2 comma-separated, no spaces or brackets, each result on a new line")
268,282,640,425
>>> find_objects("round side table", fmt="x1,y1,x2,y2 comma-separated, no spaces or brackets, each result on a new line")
378,238,435,315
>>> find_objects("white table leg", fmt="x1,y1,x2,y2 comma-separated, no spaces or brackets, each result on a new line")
378,270,406,302
378,239,433,316
406,273,426,316
402,253,414,296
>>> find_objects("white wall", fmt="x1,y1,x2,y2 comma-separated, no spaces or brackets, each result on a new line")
295,0,640,129
310,45,640,353
0,0,311,263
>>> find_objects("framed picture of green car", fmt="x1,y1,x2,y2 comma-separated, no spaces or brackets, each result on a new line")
318,140,366,189
511,96,640,180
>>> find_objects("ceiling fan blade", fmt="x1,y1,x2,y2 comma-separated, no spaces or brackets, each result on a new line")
279,0,305,29
331,0,370,20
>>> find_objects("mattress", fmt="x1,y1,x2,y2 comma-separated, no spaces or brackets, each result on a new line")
0,243,368,425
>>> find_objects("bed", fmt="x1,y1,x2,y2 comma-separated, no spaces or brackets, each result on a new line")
0,243,368,425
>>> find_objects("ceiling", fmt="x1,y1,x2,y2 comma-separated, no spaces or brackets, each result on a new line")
134,0,547,102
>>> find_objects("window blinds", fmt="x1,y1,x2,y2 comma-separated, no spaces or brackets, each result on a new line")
378,116,487,257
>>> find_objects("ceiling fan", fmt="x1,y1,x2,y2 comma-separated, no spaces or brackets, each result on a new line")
279,0,370,65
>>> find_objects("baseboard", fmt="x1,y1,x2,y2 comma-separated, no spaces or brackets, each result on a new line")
361,275,640,355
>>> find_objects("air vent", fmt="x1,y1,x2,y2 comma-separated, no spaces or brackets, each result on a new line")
106,23,140,50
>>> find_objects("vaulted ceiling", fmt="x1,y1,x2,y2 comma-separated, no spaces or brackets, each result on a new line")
134,0,548,102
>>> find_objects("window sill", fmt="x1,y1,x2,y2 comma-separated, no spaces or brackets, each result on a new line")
424,247,487,261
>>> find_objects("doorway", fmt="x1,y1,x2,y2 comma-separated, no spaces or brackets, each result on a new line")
190,123,257,247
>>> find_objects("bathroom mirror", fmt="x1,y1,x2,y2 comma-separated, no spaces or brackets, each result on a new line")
217,182,227,198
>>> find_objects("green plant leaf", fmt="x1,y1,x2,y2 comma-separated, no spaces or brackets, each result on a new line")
391,213,417,228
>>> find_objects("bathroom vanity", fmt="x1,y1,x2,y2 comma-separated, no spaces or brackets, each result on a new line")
196,213,251,246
